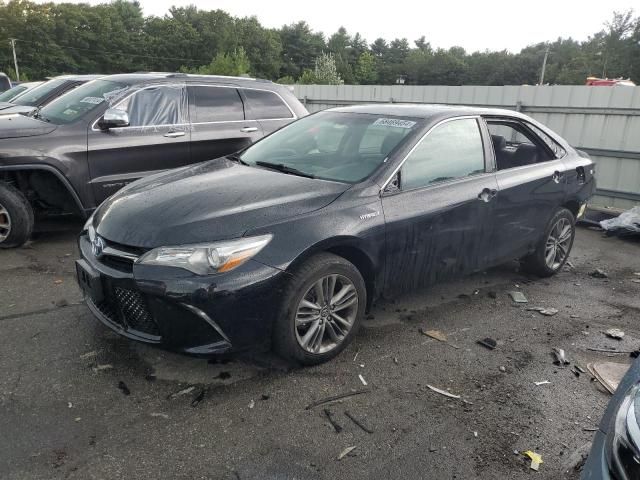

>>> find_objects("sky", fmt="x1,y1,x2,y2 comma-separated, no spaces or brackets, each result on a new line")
36,0,637,52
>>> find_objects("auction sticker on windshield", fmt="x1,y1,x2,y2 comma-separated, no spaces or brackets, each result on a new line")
373,118,416,128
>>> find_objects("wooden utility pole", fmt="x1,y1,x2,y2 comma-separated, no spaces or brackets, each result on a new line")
10,38,20,82
539,45,550,85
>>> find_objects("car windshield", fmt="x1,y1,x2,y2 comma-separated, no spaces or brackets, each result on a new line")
240,111,419,183
11,78,68,106
39,79,129,125
0,85,28,102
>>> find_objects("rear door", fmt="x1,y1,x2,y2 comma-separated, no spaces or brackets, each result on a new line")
484,117,568,264
188,85,263,163
381,116,499,295
87,83,190,204
240,87,296,135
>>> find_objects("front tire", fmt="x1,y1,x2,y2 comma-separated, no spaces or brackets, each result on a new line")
273,253,366,366
0,182,34,248
521,207,575,277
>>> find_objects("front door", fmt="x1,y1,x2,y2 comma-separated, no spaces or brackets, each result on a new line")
382,117,498,295
188,85,263,163
87,84,191,205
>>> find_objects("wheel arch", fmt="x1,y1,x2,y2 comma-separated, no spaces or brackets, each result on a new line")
285,236,380,310
0,164,87,217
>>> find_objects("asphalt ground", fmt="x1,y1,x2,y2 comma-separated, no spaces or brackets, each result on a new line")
1,221,639,479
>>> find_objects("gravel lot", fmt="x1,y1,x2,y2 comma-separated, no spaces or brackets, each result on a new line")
1,221,639,479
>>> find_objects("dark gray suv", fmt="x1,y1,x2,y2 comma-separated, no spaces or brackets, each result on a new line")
0,73,308,247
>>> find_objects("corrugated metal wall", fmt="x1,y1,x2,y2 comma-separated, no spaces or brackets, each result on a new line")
293,85,640,209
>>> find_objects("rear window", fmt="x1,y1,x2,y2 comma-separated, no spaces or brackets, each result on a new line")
189,86,244,123
12,78,68,106
243,89,293,119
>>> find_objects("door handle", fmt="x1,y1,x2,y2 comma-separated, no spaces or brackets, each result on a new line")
163,131,185,138
240,127,258,133
478,188,497,203
552,171,563,183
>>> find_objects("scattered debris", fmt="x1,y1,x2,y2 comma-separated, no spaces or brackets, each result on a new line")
167,386,195,399
473,431,478,437
353,352,359,362
358,374,368,386
67,402,73,408
55,298,69,308
261,394,270,401
527,307,559,316
80,351,97,360
587,362,631,394
117,381,130,396
191,388,206,407
393,357,399,365
324,409,342,433
586,347,634,354
509,291,528,303
583,427,598,432
604,328,625,340
600,206,640,237
632,279,640,284
249,399,255,409
338,446,357,460
426,384,460,399
54,279,63,285
552,348,570,366
305,389,371,410
92,364,113,372
523,450,543,471
344,410,374,434
420,329,447,342
534,381,551,386
499,366,506,373
476,337,497,350
589,269,608,279
150,412,169,419
74,417,81,422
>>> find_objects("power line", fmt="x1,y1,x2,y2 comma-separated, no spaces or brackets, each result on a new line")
4,37,204,64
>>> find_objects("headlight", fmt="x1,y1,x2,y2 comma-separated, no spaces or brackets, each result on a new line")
136,234,273,275
606,383,640,479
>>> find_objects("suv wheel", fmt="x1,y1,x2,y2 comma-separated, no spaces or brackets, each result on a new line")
521,207,575,277
0,182,34,248
273,253,366,365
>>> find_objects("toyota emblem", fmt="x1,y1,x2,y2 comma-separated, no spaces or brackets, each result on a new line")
92,235,105,257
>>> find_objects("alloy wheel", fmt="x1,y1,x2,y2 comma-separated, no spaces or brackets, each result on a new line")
0,203,11,242
295,274,359,354
545,217,572,270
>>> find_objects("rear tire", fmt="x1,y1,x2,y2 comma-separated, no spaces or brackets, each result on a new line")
521,207,575,277
0,181,34,248
273,253,366,366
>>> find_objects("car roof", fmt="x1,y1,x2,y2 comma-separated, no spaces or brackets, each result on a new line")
330,103,527,121
97,73,277,88
48,74,104,81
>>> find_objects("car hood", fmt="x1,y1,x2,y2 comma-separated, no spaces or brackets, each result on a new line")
95,158,350,248
0,113,57,139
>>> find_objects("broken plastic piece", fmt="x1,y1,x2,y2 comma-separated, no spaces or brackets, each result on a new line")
527,307,559,316
338,446,356,460
600,206,640,237
552,348,570,366
420,329,447,342
358,374,368,386
604,328,625,340
305,389,370,410
344,410,373,434
509,291,528,303
426,384,460,399
587,362,631,394
534,380,550,386
523,450,543,471
324,408,342,433
477,337,497,350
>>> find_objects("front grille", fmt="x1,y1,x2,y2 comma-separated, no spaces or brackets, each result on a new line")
92,286,160,338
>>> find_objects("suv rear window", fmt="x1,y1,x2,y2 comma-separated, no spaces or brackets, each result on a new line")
189,86,244,123
243,89,293,120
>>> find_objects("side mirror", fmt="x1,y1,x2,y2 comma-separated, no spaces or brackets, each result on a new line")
98,108,129,130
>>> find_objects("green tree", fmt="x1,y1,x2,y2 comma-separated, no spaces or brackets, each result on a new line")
312,52,342,84
355,51,377,84
185,47,251,76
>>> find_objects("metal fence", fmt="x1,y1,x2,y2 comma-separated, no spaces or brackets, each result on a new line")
293,84,640,209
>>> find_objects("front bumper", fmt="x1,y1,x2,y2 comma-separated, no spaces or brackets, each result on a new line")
76,233,285,355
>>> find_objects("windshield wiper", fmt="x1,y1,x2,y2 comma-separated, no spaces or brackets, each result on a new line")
255,161,315,179
225,153,248,166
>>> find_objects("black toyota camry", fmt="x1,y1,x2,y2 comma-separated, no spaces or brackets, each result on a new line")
76,105,595,365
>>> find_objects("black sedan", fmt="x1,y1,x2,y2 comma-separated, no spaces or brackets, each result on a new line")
582,358,640,480
76,105,595,364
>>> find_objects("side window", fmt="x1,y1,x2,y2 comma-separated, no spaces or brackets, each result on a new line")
487,121,554,170
243,89,293,119
189,86,244,123
402,118,485,190
119,85,185,127
527,123,566,158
